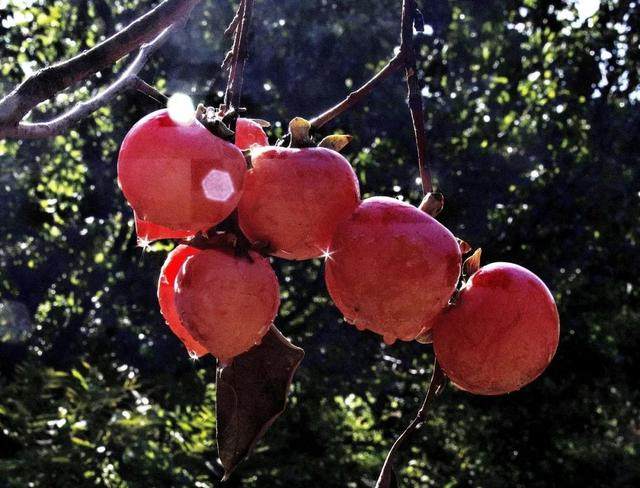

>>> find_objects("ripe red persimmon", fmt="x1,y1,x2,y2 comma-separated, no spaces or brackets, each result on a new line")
235,118,269,150
118,109,246,235
325,196,461,344
157,245,208,357
238,146,360,260
174,248,280,363
432,262,560,395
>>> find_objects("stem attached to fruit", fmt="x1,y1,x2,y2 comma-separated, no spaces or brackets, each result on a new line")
375,359,447,488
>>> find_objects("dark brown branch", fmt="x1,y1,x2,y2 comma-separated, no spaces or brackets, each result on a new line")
309,53,405,130
375,359,446,488
223,0,255,109
0,24,179,139
0,0,200,129
401,0,432,194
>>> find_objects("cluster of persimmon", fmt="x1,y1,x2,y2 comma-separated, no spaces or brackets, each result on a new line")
117,106,560,395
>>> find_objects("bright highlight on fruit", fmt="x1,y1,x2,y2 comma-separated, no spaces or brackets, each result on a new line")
325,196,461,344
238,146,361,260
117,109,246,239
433,262,560,395
174,248,281,363
167,93,196,126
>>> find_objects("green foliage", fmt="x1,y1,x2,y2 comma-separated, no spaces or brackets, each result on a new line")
1,0,639,486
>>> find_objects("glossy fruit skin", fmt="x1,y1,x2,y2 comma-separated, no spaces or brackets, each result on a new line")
235,118,269,150
325,196,461,344
118,109,246,233
174,248,280,363
157,245,208,357
238,146,360,260
433,262,560,396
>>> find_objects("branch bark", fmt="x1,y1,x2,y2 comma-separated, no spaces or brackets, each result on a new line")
223,0,255,109
401,0,432,194
0,26,178,139
309,53,405,130
375,360,446,488
0,0,200,135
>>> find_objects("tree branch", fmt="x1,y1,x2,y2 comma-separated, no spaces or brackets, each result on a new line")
0,25,178,139
375,359,446,488
0,0,200,132
223,0,255,109
401,0,432,194
309,53,406,130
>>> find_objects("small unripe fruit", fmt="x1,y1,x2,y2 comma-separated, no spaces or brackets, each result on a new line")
238,146,360,260
175,248,280,363
235,118,269,150
157,245,208,357
433,262,560,395
118,109,246,233
325,196,461,344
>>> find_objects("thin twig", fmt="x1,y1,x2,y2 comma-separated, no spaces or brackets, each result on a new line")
401,0,432,194
133,76,169,105
0,0,200,129
375,360,446,488
0,25,179,139
223,0,255,109
309,53,406,130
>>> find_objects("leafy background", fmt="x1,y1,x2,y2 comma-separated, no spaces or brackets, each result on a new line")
0,0,639,486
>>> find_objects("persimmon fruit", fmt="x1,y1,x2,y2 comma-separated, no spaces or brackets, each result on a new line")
238,146,361,260
118,109,246,236
174,248,280,363
235,118,269,150
325,196,461,344
432,262,560,395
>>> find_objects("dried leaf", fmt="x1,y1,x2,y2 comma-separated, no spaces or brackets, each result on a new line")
457,238,472,255
288,117,311,147
318,134,353,152
463,248,482,277
217,325,304,479
418,192,444,217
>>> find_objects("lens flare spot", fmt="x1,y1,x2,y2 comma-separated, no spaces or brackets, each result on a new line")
167,93,195,126
201,169,235,202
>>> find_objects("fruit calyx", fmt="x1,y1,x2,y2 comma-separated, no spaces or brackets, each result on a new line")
195,103,237,141
283,117,353,152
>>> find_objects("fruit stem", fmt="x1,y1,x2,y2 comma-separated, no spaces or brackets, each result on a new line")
374,358,447,488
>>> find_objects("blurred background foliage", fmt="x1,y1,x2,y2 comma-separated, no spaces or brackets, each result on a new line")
0,0,639,486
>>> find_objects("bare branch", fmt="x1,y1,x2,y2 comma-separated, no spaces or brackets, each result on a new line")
133,77,169,105
0,26,177,139
0,0,200,129
309,53,405,130
223,0,255,109
401,0,432,194
375,360,447,488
